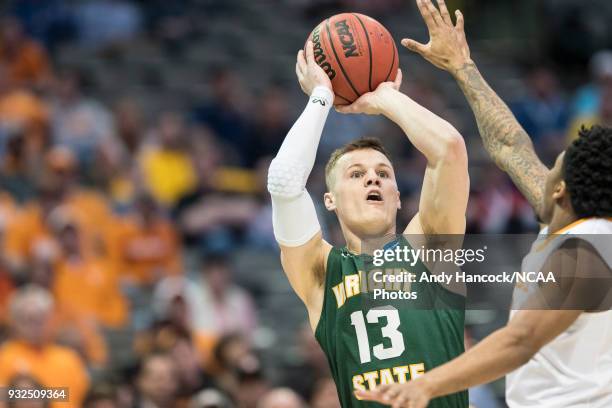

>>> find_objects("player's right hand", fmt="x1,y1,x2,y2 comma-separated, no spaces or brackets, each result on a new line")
401,0,472,76
296,41,333,98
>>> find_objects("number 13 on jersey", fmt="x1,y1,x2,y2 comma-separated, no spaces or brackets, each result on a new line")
350,306,405,364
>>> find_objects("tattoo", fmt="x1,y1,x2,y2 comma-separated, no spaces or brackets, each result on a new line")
454,62,549,219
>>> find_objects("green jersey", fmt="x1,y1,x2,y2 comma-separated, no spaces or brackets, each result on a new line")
315,244,468,408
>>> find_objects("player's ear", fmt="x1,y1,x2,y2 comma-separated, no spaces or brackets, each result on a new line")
396,190,401,210
553,180,567,201
324,192,336,211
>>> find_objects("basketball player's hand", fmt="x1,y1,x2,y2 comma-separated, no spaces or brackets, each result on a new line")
401,0,471,76
354,380,432,408
334,69,402,115
296,40,333,97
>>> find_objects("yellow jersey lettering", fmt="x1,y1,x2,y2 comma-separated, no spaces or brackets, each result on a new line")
362,371,379,390
410,363,425,379
345,274,361,298
379,368,395,385
393,365,409,383
332,282,346,308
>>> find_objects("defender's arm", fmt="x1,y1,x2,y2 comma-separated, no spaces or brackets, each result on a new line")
401,0,549,220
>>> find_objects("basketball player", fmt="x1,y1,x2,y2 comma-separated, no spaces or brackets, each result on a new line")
267,40,470,407
357,0,612,407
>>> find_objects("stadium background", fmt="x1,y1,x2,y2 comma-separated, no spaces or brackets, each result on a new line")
0,0,611,407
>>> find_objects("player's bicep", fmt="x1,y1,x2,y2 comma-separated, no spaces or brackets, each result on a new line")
279,232,331,307
416,137,469,234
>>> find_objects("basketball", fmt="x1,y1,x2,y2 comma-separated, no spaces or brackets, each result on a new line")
307,13,399,105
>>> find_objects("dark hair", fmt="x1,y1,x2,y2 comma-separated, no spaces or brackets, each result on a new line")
563,125,612,218
83,382,117,407
325,137,393,190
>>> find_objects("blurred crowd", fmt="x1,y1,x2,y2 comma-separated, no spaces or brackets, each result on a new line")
0,0,612,407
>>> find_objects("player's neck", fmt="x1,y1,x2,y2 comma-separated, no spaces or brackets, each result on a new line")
548,207,579,234
343,225,396,255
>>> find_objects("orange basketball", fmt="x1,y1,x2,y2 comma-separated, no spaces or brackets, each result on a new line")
307,13,399,105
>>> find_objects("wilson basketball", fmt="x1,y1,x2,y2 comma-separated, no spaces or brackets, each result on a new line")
307,13,399,105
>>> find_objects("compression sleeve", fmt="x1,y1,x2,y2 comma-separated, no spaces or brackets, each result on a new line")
267,86,333,246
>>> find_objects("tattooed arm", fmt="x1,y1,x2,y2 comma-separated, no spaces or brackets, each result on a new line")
402,0,549,220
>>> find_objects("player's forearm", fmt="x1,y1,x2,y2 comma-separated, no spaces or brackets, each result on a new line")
422,325,536,398
267,87,332,246
452,61,548,218
377,87,464,165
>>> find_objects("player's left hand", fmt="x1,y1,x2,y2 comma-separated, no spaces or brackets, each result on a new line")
354,380,432,408
335,69,402,115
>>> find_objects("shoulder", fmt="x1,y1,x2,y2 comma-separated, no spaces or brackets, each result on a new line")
49,344,87,368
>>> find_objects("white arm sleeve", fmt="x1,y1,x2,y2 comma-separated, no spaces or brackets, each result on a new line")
267,86,333,247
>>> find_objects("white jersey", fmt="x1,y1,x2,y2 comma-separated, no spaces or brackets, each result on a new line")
506,218,612,408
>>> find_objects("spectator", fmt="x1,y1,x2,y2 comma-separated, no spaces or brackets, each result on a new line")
189,389,233,408
191,68,252,165
173,135,258,253
572,50,612,117
139,111,197,206
248,85,291,167
83,382,119,408
567,82,612,142
49,67,117,172
0,63,49,159
50,207,128,329
150,276,217,355
309,378,340,408
258,388,305,408
0,285,89,407
210,333,258,397
114,98,144,157
110,194,181,286
2,176,63,279
135,353,180,408
0,16,51,89
74,0,142,49
0,130,39,202
511,65,569,164
185,253,257,336
7,374,50,408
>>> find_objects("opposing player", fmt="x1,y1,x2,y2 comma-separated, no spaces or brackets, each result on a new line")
357,1,612,407
267,39,470,407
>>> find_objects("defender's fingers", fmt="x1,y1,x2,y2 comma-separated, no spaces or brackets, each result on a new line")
436,0,453,25
382,386,401,401
305,40,316,65
401,38,427,56
416,0,437,29
424,0,444,26
455,10,465,32
354,389,383,402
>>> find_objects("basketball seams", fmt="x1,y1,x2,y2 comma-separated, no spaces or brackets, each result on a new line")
384,37,397,83
325,18,360,99
334,93,352,104
352,13,373,92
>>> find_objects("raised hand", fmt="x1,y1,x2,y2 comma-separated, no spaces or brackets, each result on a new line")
296,40,333,97
401,0,471,75
335,69,402,115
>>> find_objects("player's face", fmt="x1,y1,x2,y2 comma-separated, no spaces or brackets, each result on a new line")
542,151,567,224
325,149,400,238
